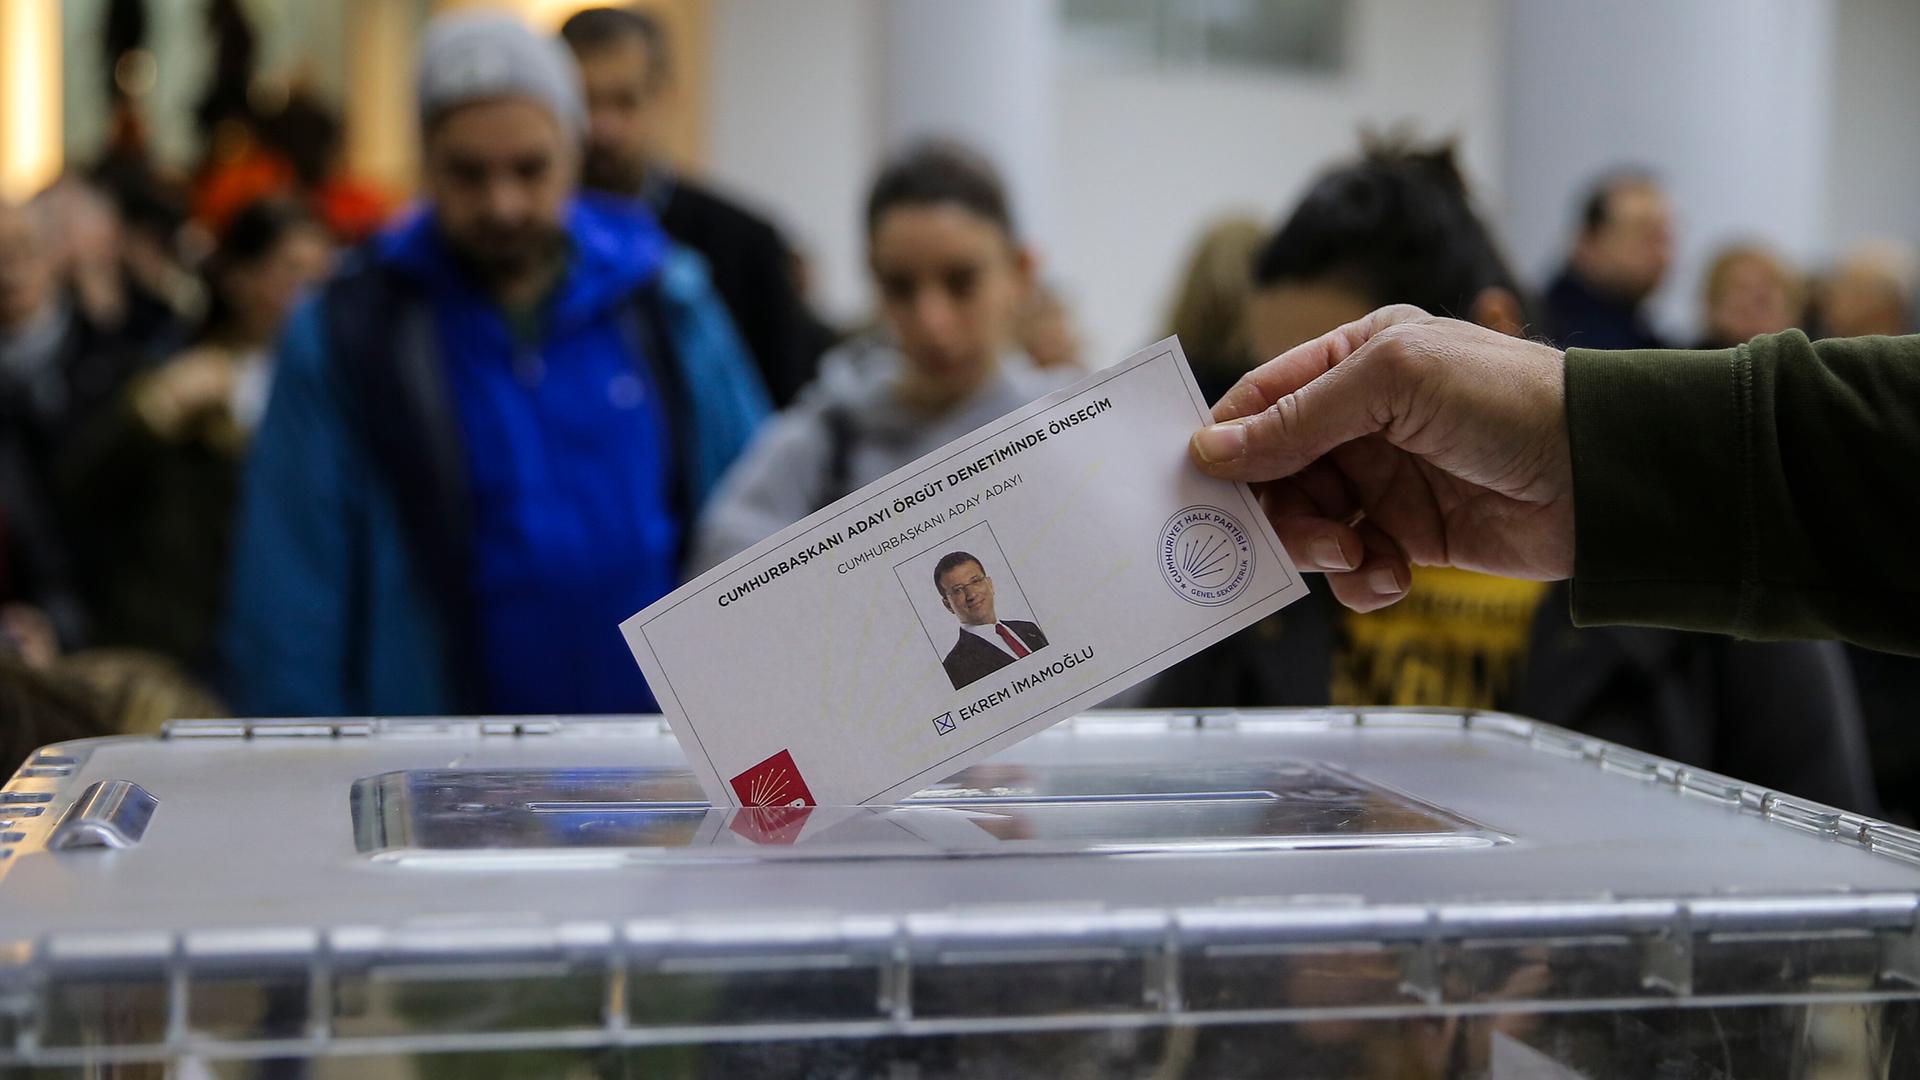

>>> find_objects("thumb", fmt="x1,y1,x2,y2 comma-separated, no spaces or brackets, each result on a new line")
1190,332,1404,482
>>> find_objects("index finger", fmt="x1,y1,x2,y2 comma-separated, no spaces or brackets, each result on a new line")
1211,303,1432,423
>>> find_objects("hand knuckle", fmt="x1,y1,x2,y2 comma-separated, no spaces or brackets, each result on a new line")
1264,393,1304,444
1364,325,1416,377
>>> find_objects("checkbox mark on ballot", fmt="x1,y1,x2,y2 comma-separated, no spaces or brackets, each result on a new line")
623,337,1309,808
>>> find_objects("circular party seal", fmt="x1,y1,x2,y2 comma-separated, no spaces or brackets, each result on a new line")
1159,505,1257,607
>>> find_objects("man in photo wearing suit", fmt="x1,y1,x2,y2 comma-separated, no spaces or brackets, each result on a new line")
934,551,1047,691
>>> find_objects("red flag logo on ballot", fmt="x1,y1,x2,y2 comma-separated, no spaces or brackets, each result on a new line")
729,804,814,845
729,749,816,808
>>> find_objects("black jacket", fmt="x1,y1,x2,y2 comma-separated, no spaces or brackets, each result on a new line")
0,300,151,476
57,391,242,673
1542,269,1667,351
654,174,828,407
1147,584,1878,813
0,437,85,648
0,299,154,647
943,620,1049,692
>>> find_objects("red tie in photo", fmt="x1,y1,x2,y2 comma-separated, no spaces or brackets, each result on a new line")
996,624,1031,659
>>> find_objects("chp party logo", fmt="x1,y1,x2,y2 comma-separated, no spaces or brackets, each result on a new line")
1159,505,1256,607
729,749,816,809
729,804,814,845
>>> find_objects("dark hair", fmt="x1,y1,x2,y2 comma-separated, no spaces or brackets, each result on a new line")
560,6,671,86
934,551,985,593
110,181,187,242
1253,138,1523,321
1578,168,1659,234
866,141,1016,240
263,93,345,188
199,197,320,341
192,0,258,140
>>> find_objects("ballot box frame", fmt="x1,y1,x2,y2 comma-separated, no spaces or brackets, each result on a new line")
4,707,1920,1072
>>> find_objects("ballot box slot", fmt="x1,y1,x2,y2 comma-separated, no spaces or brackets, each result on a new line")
349,760,1498,860
907,790,1278,807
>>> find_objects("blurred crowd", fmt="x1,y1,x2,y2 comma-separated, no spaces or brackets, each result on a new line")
3,5,1918,820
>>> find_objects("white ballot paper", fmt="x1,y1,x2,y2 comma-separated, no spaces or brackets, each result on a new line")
622,337,1309,809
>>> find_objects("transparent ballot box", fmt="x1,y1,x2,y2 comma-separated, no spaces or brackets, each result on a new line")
4,709,1920,1077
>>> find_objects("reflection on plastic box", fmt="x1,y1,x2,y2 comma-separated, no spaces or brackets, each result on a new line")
351,759,1500,860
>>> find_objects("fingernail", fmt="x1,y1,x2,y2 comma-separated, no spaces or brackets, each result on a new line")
1310,537,1356,572
1369,567,1403,596
1193,423,1246,463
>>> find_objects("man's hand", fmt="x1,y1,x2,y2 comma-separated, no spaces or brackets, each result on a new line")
1189,305,1575,612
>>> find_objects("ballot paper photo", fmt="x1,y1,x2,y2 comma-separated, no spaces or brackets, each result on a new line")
622,338,1309,809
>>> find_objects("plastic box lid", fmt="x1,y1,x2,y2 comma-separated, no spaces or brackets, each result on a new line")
3,708,1919,1066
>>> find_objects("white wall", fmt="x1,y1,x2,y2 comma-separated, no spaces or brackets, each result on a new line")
1503,0,1835,343
880,0,1057,256
1826,0,1920,255
1055,0,1506,363
706,0,883,325
706,0,1058,329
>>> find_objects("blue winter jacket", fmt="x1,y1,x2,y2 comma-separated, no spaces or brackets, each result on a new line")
223,197,769,716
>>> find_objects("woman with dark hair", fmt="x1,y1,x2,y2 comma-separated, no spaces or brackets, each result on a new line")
691,140,1075,570
63,197,332,675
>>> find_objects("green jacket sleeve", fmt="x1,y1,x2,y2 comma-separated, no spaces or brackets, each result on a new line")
1566,330,1920,654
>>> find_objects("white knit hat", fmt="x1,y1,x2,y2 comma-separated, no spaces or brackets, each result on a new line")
416,12,586,134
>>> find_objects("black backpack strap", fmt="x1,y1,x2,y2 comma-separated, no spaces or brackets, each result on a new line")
321,257,483,711
819,405,857,508
613,285,697,542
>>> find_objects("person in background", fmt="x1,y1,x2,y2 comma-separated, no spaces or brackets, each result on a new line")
1149,140,1876,814
223,13,768,717
1162,214,1266,404
1818,240,1916,339
32,180,151,354
1696,241,1803,350
0,445,82,663
0,644,227,777
264,92,398,244
1016,281,1087,371
1817,244,1920,823
31,178,187,363
64,199,333,674
0,196,155,582
561,6,825,407
1542,169,1674,350
193,91,397,246
112,182,209,341
0,655,117,778
693,140,1074,570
